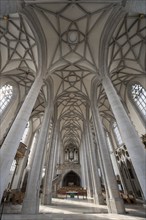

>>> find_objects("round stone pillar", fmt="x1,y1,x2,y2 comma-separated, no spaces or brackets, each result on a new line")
42,121,59,205
84,122,105,205
91,102,125,214
22,101,53,214
102,75,146,200
0,75,43,202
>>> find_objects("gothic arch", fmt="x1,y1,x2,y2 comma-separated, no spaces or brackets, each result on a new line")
62,170,81,187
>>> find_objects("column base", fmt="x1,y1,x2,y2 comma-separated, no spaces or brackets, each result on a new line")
87,189,93,198
42,192,52,205
107,197,125,214
93,193,105,205
21,197,39,214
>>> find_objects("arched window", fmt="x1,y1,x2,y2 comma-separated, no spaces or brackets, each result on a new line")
106,132,113,152
0,83,13,114
21,122,30,143
10,160,16,172
113,122,123,146
130,83,146,118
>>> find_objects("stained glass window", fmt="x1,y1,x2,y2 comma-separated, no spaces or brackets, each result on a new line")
0,84,13,114
131,83,146,117
21,122,30,143
106,132,113,152
113,122,123,146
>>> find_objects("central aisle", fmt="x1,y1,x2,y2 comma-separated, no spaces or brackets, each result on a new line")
1,198,146,220
40,198,108,214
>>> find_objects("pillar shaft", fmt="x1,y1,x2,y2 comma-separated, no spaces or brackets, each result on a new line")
52,132,59,180
91,103,125,214
82,137,93,197
0,75,43,202
17,147,30,189
17,134,34,189
22,101,52,214
80,143,86,188
19,132,39,191
84,122,104,205
42,121,59,205
102,75,146,200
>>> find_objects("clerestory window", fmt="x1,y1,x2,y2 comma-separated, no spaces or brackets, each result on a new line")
113,121,123,146
10,160,16,172
106,132,113,152
21,122,30,143
131,83,146,118
0,83,13,114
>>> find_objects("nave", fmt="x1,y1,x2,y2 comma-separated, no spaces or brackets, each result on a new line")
0,0,146,218
1,198,146,220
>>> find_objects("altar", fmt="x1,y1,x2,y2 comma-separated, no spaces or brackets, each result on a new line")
66,191,79,198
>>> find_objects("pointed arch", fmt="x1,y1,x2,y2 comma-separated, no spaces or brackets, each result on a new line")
62,170,81,187
128,82,146,125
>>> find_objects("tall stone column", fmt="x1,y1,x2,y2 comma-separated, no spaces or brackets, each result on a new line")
107,133,127,193
102,75,146,200
59,142,64,165
56,131,61,166
17,147,30,189
95,140,110,201
80,142,86,188
42,121,59,205
19,131,39,191
84,121,104,205
0,74,43,202
22,100,53,214
17,132,34,189
52,125,59,180
82,136,93,198
27,131,40,171
91,102,125,214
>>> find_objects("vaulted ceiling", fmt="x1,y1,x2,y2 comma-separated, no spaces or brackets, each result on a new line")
0,1,145,151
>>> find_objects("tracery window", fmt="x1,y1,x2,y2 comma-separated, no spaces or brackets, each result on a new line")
21,122,30,143
106,132,113,152
131,83,146,118
0,83,13,114
113,122,123,146
10,160,16,172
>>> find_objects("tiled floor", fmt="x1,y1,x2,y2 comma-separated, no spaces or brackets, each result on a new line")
0,198,146,220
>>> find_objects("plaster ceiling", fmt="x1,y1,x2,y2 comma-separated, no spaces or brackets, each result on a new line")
0,1,145,150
